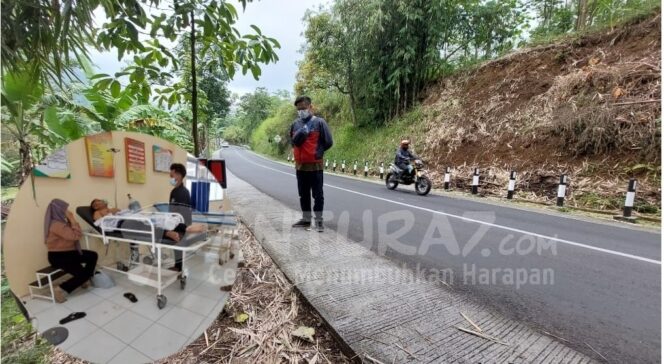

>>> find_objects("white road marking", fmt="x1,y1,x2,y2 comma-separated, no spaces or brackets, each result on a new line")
229,148,661,265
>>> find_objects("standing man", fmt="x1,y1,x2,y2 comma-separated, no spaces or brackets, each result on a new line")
168,162,192,271
290,96,333,232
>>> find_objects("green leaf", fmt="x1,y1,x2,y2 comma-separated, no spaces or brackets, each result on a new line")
90,73,110,80
250,24,262,35
250,64,261,80
234,312,249,323
110,80,121,98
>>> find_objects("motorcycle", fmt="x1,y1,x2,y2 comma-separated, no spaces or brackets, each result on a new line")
385,159,432,195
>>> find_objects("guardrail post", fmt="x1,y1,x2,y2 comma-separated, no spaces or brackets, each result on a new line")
557,174,567,207
342,160,346,173
353,160,358,175
623,179,637,218
471,168,480,195
507,171,516,199
364,161,369,177
325,160,329,170
443,167,451,190
333,160,337,172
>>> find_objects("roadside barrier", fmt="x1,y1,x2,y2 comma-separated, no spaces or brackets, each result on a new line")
443,167,451,190
507,171,516,199
557,174,568,207
471,168,480,195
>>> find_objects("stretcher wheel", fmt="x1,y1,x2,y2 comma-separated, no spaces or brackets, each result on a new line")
157,295,167,309
180,276,187,290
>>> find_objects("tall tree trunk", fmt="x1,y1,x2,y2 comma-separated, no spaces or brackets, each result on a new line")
576,0,589,31
18,138,32,186
190,10,199,156
345,57,357,125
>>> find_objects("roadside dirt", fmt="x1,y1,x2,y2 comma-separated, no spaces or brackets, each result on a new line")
420,11,661,212
156,224,353,364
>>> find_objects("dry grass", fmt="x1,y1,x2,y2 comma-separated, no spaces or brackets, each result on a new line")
157,224,353,364
417,12,661,211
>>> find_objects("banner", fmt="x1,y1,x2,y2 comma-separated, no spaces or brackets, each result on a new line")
125,138,146,184
33,147,71,179
153,145,173,173
85,132,114,177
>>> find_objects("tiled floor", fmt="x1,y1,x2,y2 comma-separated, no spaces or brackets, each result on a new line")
22,251,237,363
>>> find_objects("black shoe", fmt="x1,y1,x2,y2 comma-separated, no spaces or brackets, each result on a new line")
292,219,311,228
315,219,324,232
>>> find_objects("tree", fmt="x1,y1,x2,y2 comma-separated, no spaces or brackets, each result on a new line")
298,9,359,124
92,1,280,156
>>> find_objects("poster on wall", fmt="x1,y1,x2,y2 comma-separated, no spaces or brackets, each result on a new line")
85,132,114,177
153,145,173,173
125,138,146,184
33,147,71,178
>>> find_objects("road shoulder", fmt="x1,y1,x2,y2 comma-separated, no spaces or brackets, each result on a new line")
226,170,599,363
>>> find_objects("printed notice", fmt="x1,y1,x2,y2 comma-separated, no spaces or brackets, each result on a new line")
85,132,114,177
125,138,146,184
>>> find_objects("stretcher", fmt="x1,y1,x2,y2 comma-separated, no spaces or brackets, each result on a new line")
152,203,237,227
76,205,212,309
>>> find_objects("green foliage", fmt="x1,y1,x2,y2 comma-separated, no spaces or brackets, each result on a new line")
324,105,427,165
223,88,285,144
250,101,296,155
249,88,428,168
299,0,529,126
1,263,50,363
530,0,660,41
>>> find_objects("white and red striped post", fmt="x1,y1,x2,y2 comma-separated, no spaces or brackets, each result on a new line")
341,160,346,173
507,171,516,199
379,162,385,180
471,168,480,195
623,179,637,218
443,167,451,190
333,160,337,172
364,161,369,177
556,174,567,207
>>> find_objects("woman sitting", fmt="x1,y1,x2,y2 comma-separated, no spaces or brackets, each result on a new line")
45,199,98,303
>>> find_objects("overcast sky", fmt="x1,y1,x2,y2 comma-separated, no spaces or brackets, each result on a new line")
89,0,329,97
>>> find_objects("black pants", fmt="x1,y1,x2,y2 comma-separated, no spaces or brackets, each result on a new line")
296,170,324,220
47,250,98,294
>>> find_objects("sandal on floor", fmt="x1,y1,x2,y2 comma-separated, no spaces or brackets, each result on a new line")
123,292,138,303
59,312,86,325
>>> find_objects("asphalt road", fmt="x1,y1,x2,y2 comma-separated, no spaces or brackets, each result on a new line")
220,146,661,363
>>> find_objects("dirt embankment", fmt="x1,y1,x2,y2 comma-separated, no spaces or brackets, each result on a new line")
420,12,661,212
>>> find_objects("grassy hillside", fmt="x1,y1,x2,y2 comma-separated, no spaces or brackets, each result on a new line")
252,11,661,213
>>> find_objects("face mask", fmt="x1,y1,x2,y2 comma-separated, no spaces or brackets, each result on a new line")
169,178,178,186
298,110,311,119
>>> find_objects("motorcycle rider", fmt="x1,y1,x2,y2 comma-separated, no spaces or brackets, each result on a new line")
394,139,418,179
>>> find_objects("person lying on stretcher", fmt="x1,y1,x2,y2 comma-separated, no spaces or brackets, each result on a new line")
90,199,204,242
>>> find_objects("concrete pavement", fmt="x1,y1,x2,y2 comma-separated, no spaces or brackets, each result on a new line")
226,169,598,363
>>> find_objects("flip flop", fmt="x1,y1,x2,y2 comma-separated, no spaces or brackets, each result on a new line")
123,292,138,303
59,312,86,325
